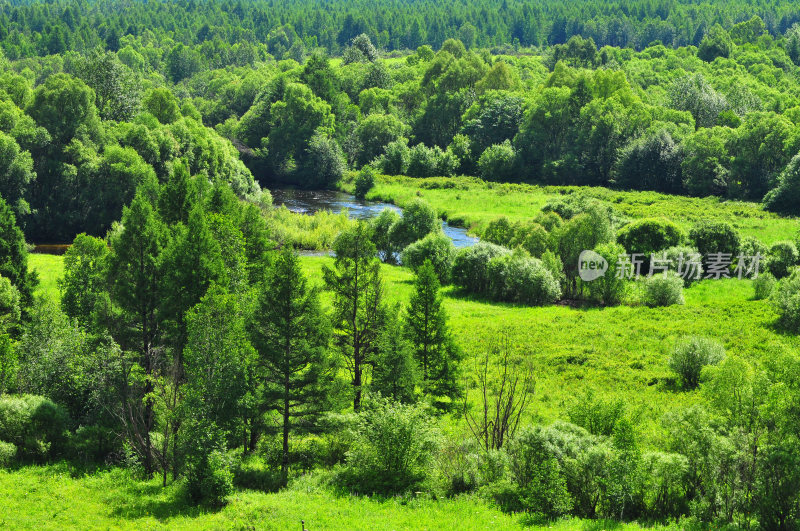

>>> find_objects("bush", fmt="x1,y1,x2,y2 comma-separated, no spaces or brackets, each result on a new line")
303,131,346,188
764,152,800,215
486,250,561,305
388,198,439,249
740,235,768,261
401,231,455,283
507,426,573,518
641,272,684,307
338,396,438,495
377,138,410,175
186,449,234,506
452,242,511,295
0,394,70,460
753,272,776,300
407,143,457,177
766,241,799,279
510,222,549,258
0,441,15,467
353,165,376,199
689,221,741,261
638,452,690,519
771,269,800,331
482,216,516,246
662,246,703,285
586,242,628,306
68,425,120,465
477,140,519,181
669,336,726,389
616,218,685,256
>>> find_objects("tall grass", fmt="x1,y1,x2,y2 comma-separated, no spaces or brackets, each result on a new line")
267,205,354,250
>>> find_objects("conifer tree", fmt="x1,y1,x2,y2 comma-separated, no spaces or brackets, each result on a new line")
251,247,332,480
405,260,461,407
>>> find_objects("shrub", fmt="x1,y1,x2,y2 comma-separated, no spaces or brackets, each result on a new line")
766,241,799,279
68,425,120,465
753,272,776,300
534,211,563,232
740,235,768,261
0,441,15,467
669,336,726,389
764,152,800,215
641,272,684,307
353,165,375,199
662,246,703,285
638,452,690,519
510,223,549,257
616,218,685,256
507,425,573,518
377,138,410,175
401,231,455,283
586,242,628,306
407,143,457,177
186,449,234,506
303,131,346,188
0,394,70,460
338,396,438,495
451,242,511,295
388,198,439,249
477,140,519,181
486,250,561,305
771,269,800,331
482,216,516,246
689,221,741,261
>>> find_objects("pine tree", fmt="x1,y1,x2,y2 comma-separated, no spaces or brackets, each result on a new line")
324,222,384,411
372,304,418,404
251,247,332,480
405,260,461,407
107,188,168,476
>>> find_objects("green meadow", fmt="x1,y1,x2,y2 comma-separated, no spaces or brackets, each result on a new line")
353,175,800,245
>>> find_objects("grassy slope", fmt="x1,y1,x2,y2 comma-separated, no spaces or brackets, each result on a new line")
355,175,799,244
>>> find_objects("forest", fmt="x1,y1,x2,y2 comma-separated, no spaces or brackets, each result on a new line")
3,0,800,529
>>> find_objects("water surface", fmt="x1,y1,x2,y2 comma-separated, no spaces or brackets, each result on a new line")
270,188,478,248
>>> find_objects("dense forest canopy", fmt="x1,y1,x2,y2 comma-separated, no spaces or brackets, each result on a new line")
2,1,800,242
3,0,800,55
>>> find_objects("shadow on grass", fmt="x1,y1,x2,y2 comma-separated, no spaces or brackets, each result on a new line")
442,285,604,312
108,480,214,521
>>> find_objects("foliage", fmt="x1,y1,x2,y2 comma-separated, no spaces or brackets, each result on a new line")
668,336,726,390
586,242,628,306
400,231,455,283
0,394,69,461
616,218,685,256
388,198,439,250
451,242,510,295
353,165,375,199
766,240,798,279
771,269,800,331
487,250,562,306
405,261,461,404
338,396,438,495
640,272,684,307
753,272,776,300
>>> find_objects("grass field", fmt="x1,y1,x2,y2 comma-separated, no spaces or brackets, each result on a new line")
352,175,800,245
22,206,799,528
0,463,682,530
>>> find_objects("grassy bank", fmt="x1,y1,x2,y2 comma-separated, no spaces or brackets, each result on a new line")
350,175,799,245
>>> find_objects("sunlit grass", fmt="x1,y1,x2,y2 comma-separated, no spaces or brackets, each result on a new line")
28,253,64,300
351,175,800,245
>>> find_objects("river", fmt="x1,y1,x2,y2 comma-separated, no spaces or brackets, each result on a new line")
269,188,478,248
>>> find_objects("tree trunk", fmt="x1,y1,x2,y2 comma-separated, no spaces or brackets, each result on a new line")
282,372,290,482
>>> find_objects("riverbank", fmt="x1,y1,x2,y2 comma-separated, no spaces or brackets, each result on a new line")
351,174,798,245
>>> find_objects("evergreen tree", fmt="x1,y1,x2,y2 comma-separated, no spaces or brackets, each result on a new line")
0,196,35,309
107,188,168,476
405,260,461,407
251,247,332,480
371,304,418,404
324,222,384,411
